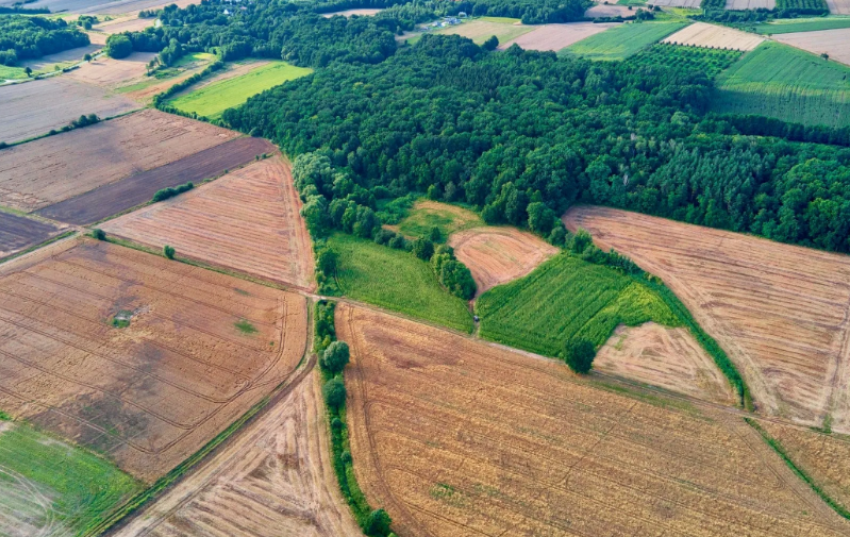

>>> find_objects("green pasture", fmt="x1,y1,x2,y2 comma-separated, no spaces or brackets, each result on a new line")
559,21,689,61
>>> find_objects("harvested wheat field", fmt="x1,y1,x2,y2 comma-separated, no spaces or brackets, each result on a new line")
0,77,138,144
321,8,382,16
827,0,850,13
498,22,619,51
0,109,237,213
648,0,702,8
101,156,315,290
758,420,850,513
67,52,157,88
596,322,737,404
585,3,635,17
726,0,776,8
338,304,850,537
0,238,307,482
448,227,557,296
93,15,156,34
563,206,850,431
114,371,361,537
19,44,102,72
775,28,850,66
0,212,65,260
663,22,765,50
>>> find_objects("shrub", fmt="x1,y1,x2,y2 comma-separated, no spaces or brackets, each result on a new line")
323,377,347,408
413,237,434,260
92,228,106,240
365,508,392,536
105,34,133,59
565,338,596,374
163,244,175,259
482,35,499,51
321,341,350,374
317,246,338,275
428,226,443,243
152,181,193,202
569,228,592,254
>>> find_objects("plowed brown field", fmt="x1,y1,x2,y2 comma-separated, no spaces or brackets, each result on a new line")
499,22,619,51
67,52,157,89
114,371,361,537
0,238,307,482
596,322,736,404
338,304,850,537
563,206,850,432
101,156,315,290
0,109,237,213
775,29,850,67
448,227,557,296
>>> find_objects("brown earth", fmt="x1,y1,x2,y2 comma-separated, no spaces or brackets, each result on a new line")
584,3,635,17
0,212,66,260
0,238,307,481
101,156,315,290
320,8,383,16
92,15,156,34
775,29,850,67
0,109,237,213
113,370,362,537
662,22,765,51
0,77,139,144
596,322,737,404
448,227,558,296
66,52,157,89
19,44,102,71
563,206,850,432
36,136,275,225
827,0,850,13
499,22,620,51
337,303,850,537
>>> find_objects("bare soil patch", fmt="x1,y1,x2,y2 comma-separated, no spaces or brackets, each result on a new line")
827,0,850,13
321,8,383,16
596,322,737,404
663,22,765,50
498,22,620,51
0,238,307,482
114,371,361,537
0,109,237,213
585,3,635,17
102,156,315,290
563,206,850,432
648,0,702,8
36,136,274,225
775,28,850,67
337,303,850,537
93,15,156,34
448,226,557,296
67,52,157,89
0,212,65,260
19,44,102,71
0,77,138,144
725,0,776,8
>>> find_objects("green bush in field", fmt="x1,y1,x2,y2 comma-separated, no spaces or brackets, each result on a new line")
163,245,175,259
365,509,393,536
321,341,350,374
323,377,346,408
565,338,596,374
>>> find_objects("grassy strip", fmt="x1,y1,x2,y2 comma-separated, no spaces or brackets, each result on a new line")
745,418,850,520
0,230,76,265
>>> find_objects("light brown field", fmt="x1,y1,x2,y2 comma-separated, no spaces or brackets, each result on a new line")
101,156,316,290
321,8,382,17
759,420,850,513
662,21,765,50
448,227,557,296
0,238,307,482
0,109,237,213
431,20,536,45
19,44,102,71
67,52,157,88
585,3,635,17
563,206,850,432
648,0,702,8
93,15,156,34
827,0,850,13
596,322,737,404
338,303,850,537
726,0,776,8
113,370,361,537
498,22,620,51
775,28,850,67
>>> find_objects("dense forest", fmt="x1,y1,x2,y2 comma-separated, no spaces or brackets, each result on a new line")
0,16,89,66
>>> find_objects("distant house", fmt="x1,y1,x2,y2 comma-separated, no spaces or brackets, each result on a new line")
223,8,231,15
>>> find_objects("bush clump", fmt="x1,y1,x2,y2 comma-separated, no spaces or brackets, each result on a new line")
152,181,193,202
565,338,596,374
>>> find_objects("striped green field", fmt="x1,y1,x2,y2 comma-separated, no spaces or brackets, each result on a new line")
751,17,850,34
712,41,850,128
558,21,689,61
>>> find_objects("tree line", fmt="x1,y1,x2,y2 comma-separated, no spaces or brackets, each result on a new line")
0,15,89,66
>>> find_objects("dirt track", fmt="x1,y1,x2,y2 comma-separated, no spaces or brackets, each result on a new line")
102,156,315,290
338,303,850,537
36,137,275,225
564,206,850,432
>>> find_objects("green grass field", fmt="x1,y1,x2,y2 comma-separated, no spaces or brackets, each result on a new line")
396,200,483,240
476,253,680,357
713,41,850,128
627,43,742,79
328,234,474,332
169,61,313,119
0,64,29,81
0,420,140,536
559,21,688,61
751,17,850,34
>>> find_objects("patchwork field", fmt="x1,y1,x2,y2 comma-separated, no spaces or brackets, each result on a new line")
828,0,850,12
101,156,315,290
563,206,850,431
394,200,482,240
113,372,361,537
169,61,313,120
428,19,536,46
663,21,765,51
337,304,850,537
328,234,473,333
0,238,308,482
117,53,217,104
0,212,64,260
560,21,689,61
726,0,776,9
752,17,850,34
0,109,237,214
67,52,158,89
36,136,275,225
712,41,850,128
498,22,620,52
0,419,141,537
0,77,138,144
775,28,850,66
448,227,557,296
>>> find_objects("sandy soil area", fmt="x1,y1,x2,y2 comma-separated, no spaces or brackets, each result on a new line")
499,22,620,51
775,28,850,67
67,52,157,88
663,22,765,50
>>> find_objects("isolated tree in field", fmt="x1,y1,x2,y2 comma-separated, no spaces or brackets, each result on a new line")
321,340,350,374
482,35,499,51
163,244,175,259
365,508,392,536
24,66,31,77
413,238,434,260
105,34,133,59
83,53,91,61
323,377,346,408
92,228,106,240
565,338,596,374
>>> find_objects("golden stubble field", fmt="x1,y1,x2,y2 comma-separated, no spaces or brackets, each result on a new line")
662,22,765,51
0,238,307,482
101,156,315,290
564,206,850,432
337,303,850,537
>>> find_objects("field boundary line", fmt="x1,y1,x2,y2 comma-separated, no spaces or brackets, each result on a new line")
1,108,140,150
0,230,77,266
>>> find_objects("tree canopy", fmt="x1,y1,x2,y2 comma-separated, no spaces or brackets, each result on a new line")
0,16,89,66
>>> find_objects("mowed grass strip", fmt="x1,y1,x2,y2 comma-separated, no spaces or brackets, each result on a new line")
0,420,141,536
169,61,313,119
328,233,474,333
752,17,850,34
712,41,850,128
476,253,680,357
559,21,688,61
